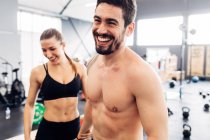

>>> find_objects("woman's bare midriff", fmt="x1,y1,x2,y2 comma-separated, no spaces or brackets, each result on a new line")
43,97,79,122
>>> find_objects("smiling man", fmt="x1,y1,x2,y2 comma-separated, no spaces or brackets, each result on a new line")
77,0,168,140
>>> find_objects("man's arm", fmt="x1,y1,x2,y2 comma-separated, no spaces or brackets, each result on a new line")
131,63,168,140
77,63,93,139
77,99,93,139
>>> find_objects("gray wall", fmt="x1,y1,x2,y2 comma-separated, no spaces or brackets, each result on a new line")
137,0,210,19
0,0,20,83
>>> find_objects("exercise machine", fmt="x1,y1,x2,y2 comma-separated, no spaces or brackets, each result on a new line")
0,61,26,107
9,68,26,106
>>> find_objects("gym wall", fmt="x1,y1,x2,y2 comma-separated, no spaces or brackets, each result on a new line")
0,0,20,84
137,0,210,19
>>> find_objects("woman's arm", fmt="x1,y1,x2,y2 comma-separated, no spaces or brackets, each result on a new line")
24,68,41,140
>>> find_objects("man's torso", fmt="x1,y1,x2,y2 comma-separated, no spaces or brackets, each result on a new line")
86,53,143,140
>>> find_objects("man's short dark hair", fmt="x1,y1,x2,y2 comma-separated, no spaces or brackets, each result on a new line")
96,0,137,27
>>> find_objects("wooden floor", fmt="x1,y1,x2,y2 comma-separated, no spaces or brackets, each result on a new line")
0,80,210,140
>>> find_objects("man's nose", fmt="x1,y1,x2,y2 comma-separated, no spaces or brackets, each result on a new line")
97,23,107,34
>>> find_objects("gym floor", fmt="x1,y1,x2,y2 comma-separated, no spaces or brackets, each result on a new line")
0,80,210,140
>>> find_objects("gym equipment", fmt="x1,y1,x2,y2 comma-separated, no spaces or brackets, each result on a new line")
11,68,25,100
182,107,190,119
0,59,25,107
199,91,203,95
198,91,208,99
191,76,199,83
183,124,191,138
179,22,186,87
33,103,45,125
169,80,176,88
1,72,11,107
204,104,209,112
199,76,206,81
0,93,9,107
5,68,25,107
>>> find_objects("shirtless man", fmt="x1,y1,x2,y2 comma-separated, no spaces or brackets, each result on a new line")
77,0,168,140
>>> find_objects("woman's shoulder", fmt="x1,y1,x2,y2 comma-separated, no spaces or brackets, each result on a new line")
29,64,47,85
31,64,46,76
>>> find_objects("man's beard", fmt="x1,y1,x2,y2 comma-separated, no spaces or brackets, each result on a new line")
93,32,122,55
96,45,113,55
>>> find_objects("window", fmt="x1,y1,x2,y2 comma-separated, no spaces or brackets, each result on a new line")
17,11,62,32
188,13,210,44
137,16,183,46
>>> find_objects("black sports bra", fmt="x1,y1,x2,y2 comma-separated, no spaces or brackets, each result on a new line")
39,64,81,101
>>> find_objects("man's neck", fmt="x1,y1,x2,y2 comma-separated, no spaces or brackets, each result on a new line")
100,46,126,67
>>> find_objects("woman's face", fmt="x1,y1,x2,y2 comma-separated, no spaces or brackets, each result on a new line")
41,37,64,64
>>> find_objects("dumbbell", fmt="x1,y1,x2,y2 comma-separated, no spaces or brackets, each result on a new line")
183,124,191,138
204,103,209,112
169,80,176,88
199,91,203,95
199,91,207,99
182,107,190,119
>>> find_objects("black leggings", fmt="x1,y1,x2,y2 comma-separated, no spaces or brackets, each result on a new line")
35,117,80,140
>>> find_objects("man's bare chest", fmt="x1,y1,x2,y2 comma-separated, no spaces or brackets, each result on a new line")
86,69,134,112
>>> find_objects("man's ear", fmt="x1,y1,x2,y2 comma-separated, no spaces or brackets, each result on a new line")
125,22,135,36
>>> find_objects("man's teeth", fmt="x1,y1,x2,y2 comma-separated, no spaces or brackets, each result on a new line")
98,36,110,42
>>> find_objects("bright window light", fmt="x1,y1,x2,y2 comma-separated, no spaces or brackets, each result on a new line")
17,12,33,32
188,13,210,44
137,16,183,46
17,11,62,33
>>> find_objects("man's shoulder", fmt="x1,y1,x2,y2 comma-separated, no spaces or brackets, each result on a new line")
126,54,155,79
86,54,99,73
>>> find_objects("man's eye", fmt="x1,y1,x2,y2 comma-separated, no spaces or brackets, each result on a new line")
108,21,116,26
50,48,55,51
94,20,100,24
